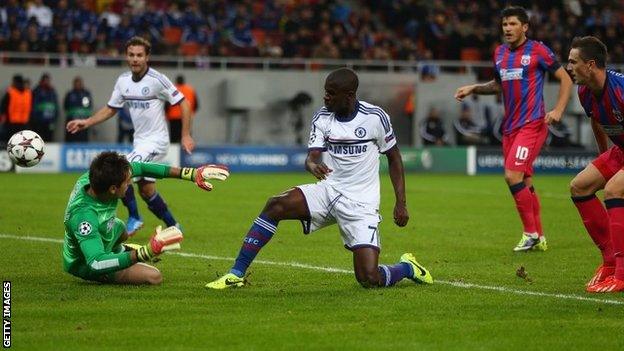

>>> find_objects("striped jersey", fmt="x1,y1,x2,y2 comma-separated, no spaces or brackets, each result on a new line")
107,67,184,149
308,100,396,207
578,70,624,148
493,39,560,134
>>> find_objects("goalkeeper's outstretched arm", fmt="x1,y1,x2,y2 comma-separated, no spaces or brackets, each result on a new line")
130,162,230,191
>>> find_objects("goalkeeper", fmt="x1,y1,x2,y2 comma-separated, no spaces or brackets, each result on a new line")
62,151,229,285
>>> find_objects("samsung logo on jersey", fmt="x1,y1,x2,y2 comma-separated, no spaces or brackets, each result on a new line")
127,101,150,109
328,144,368,155
500,68,523,81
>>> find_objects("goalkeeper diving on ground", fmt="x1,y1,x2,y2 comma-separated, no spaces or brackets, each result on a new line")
62,151,229,285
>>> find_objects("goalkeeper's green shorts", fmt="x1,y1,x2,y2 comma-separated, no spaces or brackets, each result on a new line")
65,218,126,283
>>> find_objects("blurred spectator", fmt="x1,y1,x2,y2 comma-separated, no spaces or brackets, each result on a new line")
99,4,120,29
0,74,32,143
64,76,92,142
72,43,96,67
420,50,440,82
454,103,488,145
0,1,623,63
461,95,494,136
164,2,184,28
25,22,45,52
547,121,582,148
26,0,52,28
166,75,198,143
228,18,257,56
30,73,59,142
312,35,340,59
420,107,448,146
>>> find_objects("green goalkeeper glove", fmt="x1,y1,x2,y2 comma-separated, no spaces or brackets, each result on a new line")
180,164,230,191
136,226,184,263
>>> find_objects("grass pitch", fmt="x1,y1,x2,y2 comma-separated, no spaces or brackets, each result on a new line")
1,172,623,350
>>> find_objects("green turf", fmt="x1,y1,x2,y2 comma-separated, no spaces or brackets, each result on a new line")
1,172,623,350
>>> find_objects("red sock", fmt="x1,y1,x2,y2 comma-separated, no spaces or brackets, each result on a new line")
573,195,614,266
530,187,543,237
509,183,536,234
606,203,624,280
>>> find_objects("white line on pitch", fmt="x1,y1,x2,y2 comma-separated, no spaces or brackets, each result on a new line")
1,233,623,306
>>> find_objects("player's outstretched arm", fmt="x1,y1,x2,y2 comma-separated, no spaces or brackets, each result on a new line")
385,145,409,227
455,80,501,101
178,164,230,191
590,119,610,154
66,105,117,134
305,149,332,180
544,67,573,124
128,162,230,191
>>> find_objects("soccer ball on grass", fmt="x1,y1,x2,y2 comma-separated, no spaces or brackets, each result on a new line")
6,130,45,167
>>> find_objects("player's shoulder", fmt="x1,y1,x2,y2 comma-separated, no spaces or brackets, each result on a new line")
145,67,174,88
312,106,332,123
359,100,386,112
531,40,554,53
358,100,392,131
115,71,132,83
607,70,624,86
66,202,98,226
358,100,389,118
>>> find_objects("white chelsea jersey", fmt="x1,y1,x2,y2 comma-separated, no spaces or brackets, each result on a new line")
308,100,397,207
107,68,184,149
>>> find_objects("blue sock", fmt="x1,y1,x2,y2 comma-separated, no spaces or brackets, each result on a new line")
378,263,413,287
230,214,277,277
122,185,140,219
146,192,177,227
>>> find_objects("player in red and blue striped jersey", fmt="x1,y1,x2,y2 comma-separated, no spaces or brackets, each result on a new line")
568,36,624,293
455,6,572,252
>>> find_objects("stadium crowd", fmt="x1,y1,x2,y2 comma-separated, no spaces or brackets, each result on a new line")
0,0,622,63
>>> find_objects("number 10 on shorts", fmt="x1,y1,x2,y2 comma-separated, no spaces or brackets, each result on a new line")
515,146,529,161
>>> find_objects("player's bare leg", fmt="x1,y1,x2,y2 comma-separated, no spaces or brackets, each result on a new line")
353,247,382,287
352,247,432,288
206,188,310,289
570,164,613,288
110,263,162,285
261,188,310,221
137,179,179,228
587,170,624,292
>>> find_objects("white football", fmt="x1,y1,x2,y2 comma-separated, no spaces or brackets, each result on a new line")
6,130,45,167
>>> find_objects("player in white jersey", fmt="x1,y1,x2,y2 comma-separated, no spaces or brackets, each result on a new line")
206,68,433,289
66,36,195,235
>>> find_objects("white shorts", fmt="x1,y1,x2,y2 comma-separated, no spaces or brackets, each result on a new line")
126,143,168,182
297,182,382,251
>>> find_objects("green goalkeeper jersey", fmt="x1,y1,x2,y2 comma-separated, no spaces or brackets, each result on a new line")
62,162,170,278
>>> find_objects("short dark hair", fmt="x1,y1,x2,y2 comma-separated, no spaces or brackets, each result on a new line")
327,68,359,93
12,74,24,86
125,36,151,55
176,75,185,84
89,151,130,194
501,6,529,24
571,36,607,68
